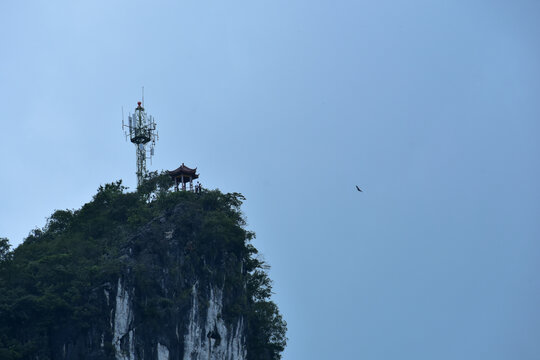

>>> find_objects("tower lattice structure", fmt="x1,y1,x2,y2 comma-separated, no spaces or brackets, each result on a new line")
123,101,158,187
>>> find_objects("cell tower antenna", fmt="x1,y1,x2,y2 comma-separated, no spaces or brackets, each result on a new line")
142,86,144,107
122,94,158,187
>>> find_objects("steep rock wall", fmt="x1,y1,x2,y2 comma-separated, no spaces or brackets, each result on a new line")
54,203,248,360
0,188,288,360
183,284,245,360
108,277,245,360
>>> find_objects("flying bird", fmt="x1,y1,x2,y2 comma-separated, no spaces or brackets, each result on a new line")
356,185,363,192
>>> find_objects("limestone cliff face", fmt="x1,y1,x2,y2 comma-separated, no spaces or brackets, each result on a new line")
0,185,286,360
109,279,245,360
58,204,247,360
183,285,245,360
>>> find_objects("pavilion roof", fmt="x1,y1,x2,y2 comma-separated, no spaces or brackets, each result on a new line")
168,163,199,181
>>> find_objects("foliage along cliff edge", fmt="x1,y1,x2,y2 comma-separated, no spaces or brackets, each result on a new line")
0,173,287,360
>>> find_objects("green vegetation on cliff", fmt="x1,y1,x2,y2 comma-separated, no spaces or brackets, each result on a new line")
0,173,286,360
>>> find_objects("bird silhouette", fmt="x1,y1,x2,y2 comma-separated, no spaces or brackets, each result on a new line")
356,185,363,192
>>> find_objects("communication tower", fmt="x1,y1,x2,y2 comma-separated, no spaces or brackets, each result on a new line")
122,97,158,187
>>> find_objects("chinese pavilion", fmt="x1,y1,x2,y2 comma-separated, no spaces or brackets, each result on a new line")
168,163,199,191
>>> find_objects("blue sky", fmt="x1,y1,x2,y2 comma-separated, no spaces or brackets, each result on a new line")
1,1,539,359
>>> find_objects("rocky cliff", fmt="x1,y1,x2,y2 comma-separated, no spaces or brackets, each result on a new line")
0,176,286,360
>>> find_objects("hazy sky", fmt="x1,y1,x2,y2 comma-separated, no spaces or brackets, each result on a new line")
1,1,539,359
